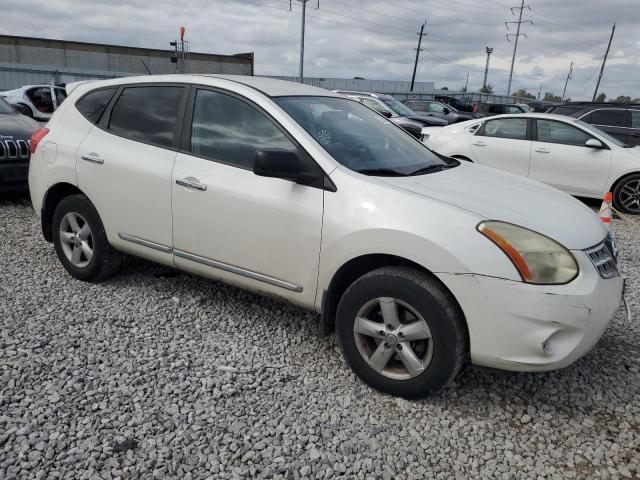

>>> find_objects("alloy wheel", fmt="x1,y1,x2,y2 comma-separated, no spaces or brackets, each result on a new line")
59,212,94,268
618,178,640,214
353,297,433,380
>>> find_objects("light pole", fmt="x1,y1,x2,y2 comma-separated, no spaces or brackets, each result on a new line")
482,47,493,91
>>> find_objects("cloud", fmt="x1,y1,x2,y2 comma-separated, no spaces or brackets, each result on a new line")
1,0,638,99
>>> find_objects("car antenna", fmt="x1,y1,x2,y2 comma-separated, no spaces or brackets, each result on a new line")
141,60,152,75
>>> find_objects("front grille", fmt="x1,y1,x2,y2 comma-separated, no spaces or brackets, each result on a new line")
0,139,30,161
586,242,619,279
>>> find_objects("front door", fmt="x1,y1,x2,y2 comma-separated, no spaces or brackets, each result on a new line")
171,88,324,306
529,118,613,196
470,117,532,177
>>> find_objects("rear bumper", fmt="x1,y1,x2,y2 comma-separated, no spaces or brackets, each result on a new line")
0,161,30,190
437,250,624,371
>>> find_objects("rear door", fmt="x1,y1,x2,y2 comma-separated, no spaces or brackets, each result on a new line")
583,108,630,145
529,118,612,195
470,117,531,177
76,84,187,264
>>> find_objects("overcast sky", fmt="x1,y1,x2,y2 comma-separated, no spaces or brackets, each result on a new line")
2,0,639,99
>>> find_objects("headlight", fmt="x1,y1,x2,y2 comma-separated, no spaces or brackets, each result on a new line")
478,221,579,284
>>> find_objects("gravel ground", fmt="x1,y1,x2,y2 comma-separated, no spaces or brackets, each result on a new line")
1,195,639,480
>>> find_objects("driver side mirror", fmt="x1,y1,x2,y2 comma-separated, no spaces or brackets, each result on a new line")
254,149,301,182
585,139,604,149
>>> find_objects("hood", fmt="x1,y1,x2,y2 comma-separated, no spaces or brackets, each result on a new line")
0,113,40,139
378,162,606,250
406,115,448,127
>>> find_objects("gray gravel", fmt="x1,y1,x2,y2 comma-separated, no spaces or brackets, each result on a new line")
1,195,639,479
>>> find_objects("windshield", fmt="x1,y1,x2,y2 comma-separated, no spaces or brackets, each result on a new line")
381,99,415,117
0,97,16,114
575,119,627,147
274,96,453,175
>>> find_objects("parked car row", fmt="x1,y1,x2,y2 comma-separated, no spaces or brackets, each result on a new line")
25,75,628,399
421,113,640,214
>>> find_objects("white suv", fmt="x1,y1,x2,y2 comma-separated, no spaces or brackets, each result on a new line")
29,75,625,398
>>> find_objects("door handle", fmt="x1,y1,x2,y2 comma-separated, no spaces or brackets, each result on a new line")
176,177,207,191
81,152,104,164
534,148,550,153
472,141,487,147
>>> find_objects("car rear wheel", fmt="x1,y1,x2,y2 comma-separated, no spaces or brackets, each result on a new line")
52,194,123,281
613,173,640,215
335,267,468,398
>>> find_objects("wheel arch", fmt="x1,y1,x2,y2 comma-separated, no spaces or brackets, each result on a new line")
41,182,86,242
320,253,468,339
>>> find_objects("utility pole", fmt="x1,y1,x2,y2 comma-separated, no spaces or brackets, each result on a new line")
297,0,309,83
410,19,427,92
506,0,532,96
561,61,574,102
592,23,616,102
482,47,493,91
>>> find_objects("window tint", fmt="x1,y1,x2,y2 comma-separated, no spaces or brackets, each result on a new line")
361,98,388,115
55,88,67,106
488,105,503,114
631,110,640,128
190,89,296,169
482,118,527,140
108,86,183,147
536,120,592,146
76,88,117,124
28,88,54,114
590,109,628,127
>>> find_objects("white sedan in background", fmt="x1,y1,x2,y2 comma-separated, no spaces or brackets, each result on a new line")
422,113,640,214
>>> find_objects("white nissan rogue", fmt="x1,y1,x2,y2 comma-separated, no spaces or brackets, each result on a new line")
28,75,626,398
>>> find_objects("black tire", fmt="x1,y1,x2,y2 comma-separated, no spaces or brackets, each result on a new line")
52,194,123,281
612,173,640,215
336,267,468,399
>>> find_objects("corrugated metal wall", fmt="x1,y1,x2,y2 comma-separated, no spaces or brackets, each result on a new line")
0,35,253,90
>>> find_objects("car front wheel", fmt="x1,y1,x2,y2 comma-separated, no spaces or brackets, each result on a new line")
613,174,640,215
335,267,468,398
52,194,123,281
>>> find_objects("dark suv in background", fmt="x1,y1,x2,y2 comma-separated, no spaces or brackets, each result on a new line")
403,100,481,124
334,91,448,137
476,103,530,116
546,102,640,146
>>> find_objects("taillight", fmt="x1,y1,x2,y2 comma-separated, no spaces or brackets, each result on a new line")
30,127,49,154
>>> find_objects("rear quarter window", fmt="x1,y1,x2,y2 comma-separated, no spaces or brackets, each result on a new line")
75,88,117,124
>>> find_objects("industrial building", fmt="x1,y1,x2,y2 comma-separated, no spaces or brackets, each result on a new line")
0,35,254,89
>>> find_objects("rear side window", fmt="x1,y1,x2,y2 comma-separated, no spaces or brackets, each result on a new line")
632,110,640,128
482,118,528,140
589,109,628,127
76,88,117,124
189,89,296,169
108,86,184,148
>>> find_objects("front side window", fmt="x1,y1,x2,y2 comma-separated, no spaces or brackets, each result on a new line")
0,97,16,114
275,96,451,176
76,88,117,124
190,89,296,169
631,110,640,129
481,118,528,140
488,105,503,114
27,87,54,114
427,102,446,113
108,86,184,147
589,109,629,128
536,120,592,146
382,99,415,116
361,98,389,115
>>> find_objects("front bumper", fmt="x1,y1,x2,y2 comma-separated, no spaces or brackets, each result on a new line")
0,161,30,190
437,250,624,371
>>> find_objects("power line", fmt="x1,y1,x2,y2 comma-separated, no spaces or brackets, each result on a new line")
376,0,507,17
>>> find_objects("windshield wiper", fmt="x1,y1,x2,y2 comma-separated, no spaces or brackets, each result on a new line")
408,164,456,176
356,168,407,177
